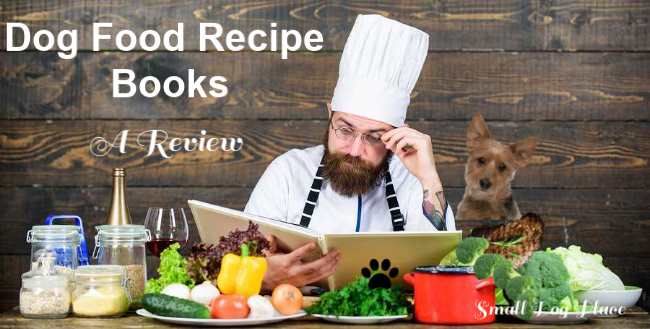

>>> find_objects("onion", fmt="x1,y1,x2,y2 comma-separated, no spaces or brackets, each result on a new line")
271,284,303,315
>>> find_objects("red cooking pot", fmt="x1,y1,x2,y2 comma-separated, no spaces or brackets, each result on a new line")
404,266,495,325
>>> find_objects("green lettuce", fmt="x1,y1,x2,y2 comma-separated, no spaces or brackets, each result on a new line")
145,243,195,294
548,245,624,292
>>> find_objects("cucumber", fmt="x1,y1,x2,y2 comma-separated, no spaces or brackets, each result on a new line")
142,293,211,319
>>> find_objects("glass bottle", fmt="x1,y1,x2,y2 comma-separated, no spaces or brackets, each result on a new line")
106,168,132,225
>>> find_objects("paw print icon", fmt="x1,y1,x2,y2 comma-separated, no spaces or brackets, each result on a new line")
361,258,399,289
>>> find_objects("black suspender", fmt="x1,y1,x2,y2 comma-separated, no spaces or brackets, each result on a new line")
299,162,325,227
384,171,405,231
299,155,405,231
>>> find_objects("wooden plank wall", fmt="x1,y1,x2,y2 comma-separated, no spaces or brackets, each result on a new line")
1,0,649,310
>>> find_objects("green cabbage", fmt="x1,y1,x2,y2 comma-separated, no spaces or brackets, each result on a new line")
548,245,624,292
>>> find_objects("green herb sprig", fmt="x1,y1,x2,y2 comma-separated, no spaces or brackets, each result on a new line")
306,277,410,316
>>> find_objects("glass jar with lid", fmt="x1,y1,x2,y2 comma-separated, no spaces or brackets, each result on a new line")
19,250,71,318
93,225,150,307
26,225,80,274
72,265,129,317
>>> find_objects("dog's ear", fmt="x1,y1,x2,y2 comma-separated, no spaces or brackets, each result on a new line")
467,113,491,150
510,137,537,168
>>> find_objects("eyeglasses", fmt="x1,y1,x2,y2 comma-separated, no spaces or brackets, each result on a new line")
330,122,385,146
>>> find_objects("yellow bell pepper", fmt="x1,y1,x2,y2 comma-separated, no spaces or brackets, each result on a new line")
217,243,267,297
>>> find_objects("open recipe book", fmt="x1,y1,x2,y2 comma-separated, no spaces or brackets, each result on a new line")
188,200,461,290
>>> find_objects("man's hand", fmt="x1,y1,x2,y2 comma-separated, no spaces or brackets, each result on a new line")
381,126,442,189
262,241,340,290
382,126,449,230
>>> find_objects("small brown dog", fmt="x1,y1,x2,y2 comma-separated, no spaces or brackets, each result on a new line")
456,113,537,221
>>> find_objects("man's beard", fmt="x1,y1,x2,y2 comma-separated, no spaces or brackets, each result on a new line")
322,131,391,197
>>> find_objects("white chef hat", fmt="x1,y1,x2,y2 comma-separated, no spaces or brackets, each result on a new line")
331,14,429,127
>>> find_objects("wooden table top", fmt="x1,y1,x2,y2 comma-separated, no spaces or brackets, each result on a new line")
1,308,649,328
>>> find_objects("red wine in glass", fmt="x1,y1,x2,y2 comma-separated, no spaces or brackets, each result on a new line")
146,238,181,257
144,208,189,257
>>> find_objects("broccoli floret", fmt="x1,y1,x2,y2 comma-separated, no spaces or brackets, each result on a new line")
491,251,577,319
474,250,578,319
537,286,574,311
505,275,538,300
440,237,489,266
493,258,519,290
456,237,490,264
474,253,507,279
475,253,514,306
476,253,522,309
519,251,574,312
504,275,539,319
521,251,570,287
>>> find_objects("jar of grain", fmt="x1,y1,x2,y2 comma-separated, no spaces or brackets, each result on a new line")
20,250,71,318
26,225,80,272
72,265,129,317
93,225,150,308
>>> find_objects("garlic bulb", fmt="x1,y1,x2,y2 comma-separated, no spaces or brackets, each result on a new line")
161,283,191,300
247,295,276,319
190,281,220,305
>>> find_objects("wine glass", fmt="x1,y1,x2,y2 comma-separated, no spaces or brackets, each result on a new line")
144,207,189,257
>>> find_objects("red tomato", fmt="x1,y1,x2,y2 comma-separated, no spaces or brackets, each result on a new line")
210,294,250,319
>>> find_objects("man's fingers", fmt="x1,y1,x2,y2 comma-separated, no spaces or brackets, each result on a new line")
396,137,419,156
303,255,340,283
381,127,407,143
265,235,278,254
287,242,317,262
387,134,416,154
296,250,340,274
267,248,341,288
381,126,419,143
382,126,412,139
383,132,407,152
383,129,421,151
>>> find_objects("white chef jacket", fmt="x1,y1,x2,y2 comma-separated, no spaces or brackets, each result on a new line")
244,145,456,233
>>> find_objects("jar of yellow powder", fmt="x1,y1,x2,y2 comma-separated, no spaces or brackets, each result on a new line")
72,265,129,317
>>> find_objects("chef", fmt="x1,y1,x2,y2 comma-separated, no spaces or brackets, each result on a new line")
245,14,456,290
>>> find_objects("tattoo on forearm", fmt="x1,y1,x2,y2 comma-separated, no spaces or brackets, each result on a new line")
423,189,448,231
